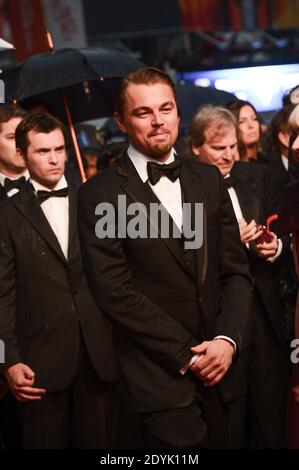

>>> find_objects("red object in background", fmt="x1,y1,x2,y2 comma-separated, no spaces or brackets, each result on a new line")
227,0,270,30
7,0,49,61
255,214,278,244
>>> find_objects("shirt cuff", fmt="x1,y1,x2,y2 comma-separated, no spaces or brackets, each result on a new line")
213,335,237,355
267,238,282,263
179,354,200,376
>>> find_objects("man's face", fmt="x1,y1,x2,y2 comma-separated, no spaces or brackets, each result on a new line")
192,124,238,176
0,117,26,175
115,82,180,162
21,129,66,189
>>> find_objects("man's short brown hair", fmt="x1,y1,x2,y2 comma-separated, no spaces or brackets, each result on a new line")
0,104,27,132
15,112,66,157
114,67,179,117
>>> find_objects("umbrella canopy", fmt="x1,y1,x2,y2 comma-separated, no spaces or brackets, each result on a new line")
176,83,236,131
1,46,143,123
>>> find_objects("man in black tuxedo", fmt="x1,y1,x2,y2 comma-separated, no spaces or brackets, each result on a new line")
78,67,252,448
0,112,119,448
0,104,28,449
0,105,28,203
190,105,289,448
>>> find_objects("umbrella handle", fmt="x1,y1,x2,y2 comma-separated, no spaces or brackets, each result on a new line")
63,97,86,183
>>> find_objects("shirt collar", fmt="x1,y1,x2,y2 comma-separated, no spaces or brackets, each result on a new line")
0,169,29,187
30,175,67,193
281,154,288,171
127,144,176,183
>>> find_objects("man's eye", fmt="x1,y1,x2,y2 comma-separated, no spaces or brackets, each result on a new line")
162,107,171,113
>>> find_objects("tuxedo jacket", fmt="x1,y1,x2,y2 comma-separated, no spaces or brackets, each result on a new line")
0,184,8,203
0,182,119,391
260,151,290,206
78,154,252,413
231,161,287,342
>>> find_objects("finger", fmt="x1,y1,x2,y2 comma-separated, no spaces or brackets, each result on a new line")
196,363,220,378
191,341,209,354
204,371,225,387
14,386,46,395
16,394,43,402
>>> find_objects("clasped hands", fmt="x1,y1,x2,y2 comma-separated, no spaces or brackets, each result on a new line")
238,218,278,259
190,339,234,387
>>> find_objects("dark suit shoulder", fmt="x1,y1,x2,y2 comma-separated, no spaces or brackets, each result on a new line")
183,157,223,181
232,161,267,180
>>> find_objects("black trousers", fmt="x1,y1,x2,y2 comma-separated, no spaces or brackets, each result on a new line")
19,334,117,449
140,385,229,449
229,290,289,449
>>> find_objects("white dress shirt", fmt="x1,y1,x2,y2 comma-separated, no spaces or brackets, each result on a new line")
31,175,69,260
281,154,288,171
0,170,29,197
128,145,183,231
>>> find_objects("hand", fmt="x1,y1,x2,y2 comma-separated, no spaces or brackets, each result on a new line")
292,384,299,404
255,232,278,259
238,219,263,245
4,363,46,402
190,339,234,386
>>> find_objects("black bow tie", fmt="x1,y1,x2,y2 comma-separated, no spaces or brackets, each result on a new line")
4,176,26,193
147,160,182,185
224,175,234,189
37,187,68,203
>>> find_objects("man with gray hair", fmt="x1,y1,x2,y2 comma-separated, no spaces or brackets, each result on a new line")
190,104,289,448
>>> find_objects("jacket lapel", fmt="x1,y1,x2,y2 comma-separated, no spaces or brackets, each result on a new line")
12,182,67,264
233,175,260,222
67,184,78,261
180,159,207,287
118,154,192,278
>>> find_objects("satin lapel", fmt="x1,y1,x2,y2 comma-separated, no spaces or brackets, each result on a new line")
12,183,67,264
67,184,78,261
119,154,191,278
180,160,206,288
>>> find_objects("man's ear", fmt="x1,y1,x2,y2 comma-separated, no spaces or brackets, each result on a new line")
114,112,127,134
278,131,290,149
16,148,26,165
191,144,200,156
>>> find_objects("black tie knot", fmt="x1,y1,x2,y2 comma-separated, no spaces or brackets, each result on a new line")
4,176,26,193
37,187,68,203
147,160,182,185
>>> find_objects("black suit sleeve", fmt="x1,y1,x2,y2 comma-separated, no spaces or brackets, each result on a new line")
0,210,22,372
78,182,198,375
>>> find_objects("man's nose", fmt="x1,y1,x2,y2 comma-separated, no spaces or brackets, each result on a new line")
48,151,58,164
151,112,164,126
223,147,234,160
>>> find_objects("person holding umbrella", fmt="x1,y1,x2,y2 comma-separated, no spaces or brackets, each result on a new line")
0,112,119,449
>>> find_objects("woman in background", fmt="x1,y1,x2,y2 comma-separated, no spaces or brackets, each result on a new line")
228,99,263,161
